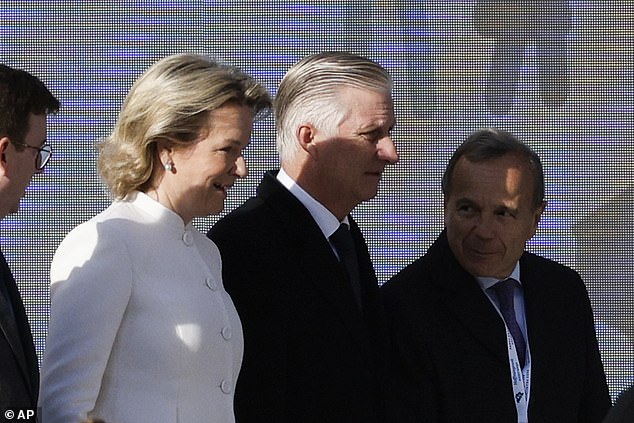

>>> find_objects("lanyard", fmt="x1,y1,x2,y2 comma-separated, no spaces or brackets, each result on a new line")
504,326,531,423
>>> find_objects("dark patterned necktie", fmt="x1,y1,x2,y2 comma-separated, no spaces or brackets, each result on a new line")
329,223,362,311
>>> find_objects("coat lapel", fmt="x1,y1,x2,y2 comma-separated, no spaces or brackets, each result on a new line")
349,219,380,316
430,231,510,364
257,173,371,351
0,250,35,398
520,254,555,376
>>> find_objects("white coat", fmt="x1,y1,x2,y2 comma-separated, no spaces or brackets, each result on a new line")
40,191,243,423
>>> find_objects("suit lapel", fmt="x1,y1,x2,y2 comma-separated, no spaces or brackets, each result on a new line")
349,219,383,326
0,250,35,398
430,231,510,364
257,173,371,351
520,254,554,375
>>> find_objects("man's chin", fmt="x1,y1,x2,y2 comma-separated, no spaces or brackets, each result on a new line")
461,261,498,279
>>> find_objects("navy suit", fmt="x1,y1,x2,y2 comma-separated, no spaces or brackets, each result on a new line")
382,230,611,423
0,249,39,413
208,171,389,423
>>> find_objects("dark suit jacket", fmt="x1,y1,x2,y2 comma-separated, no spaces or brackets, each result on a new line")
208,171,389,423
382,230,611,423
603,385,634,423
0,249,39,412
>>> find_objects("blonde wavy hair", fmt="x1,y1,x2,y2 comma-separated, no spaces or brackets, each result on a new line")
98,54,271,199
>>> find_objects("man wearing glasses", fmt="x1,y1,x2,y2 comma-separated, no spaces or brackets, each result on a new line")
0,64,59,418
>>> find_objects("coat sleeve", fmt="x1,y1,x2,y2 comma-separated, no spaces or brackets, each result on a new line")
209,218,288,423
39,221,133,423
381,278,440,423
579,277,613,423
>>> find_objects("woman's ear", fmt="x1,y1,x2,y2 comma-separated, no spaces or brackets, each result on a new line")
156,142,174,169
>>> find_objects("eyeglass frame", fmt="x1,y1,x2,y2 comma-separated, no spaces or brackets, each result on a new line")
11,140,52,170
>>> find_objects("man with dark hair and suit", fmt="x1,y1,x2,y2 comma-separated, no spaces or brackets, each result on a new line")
0,64,59,416
208,52,399,423
382,128,611,423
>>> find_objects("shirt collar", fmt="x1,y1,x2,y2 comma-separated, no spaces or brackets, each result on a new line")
476,262,522,291
277,167,349,239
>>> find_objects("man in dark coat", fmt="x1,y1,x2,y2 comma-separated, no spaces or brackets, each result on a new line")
209,52,399,423
0,64,59,418
383,128,611,423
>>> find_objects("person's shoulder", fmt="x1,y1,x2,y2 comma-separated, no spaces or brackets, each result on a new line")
212,173,294,232
522,251,581,280
521,251,588,298
382,232,449,296
50,203,137,286
57,206,111,246
210,196,269,238
381,252,439,307
59,200,142,244
604,385,634,423
384,254,428,286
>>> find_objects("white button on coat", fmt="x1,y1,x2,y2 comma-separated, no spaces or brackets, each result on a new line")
220,379,233,394
205,277,218,291
221,327,232,340
182,231,194,246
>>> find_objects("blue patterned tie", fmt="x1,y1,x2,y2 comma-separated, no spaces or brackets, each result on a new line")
491,278,526,367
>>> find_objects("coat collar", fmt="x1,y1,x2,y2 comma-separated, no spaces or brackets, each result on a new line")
426,230,511,364
257,171,373,352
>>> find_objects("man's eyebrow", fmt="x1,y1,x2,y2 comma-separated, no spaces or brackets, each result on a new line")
222,138,249,146
454,197,474,204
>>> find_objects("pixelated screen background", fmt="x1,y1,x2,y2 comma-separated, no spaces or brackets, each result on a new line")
1,0,632,400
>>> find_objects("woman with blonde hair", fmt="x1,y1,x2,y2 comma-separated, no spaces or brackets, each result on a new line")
39,54,271,423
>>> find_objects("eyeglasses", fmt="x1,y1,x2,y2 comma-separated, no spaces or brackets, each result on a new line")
12,141,52,170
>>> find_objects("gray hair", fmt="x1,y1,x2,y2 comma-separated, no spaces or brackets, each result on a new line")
441,128,545,208
275,52,392,163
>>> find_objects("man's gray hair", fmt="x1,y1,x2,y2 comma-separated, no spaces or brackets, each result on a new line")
275,52,392,163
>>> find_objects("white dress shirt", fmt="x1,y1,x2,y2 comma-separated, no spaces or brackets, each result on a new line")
277,168,349,253
477,263,529,347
